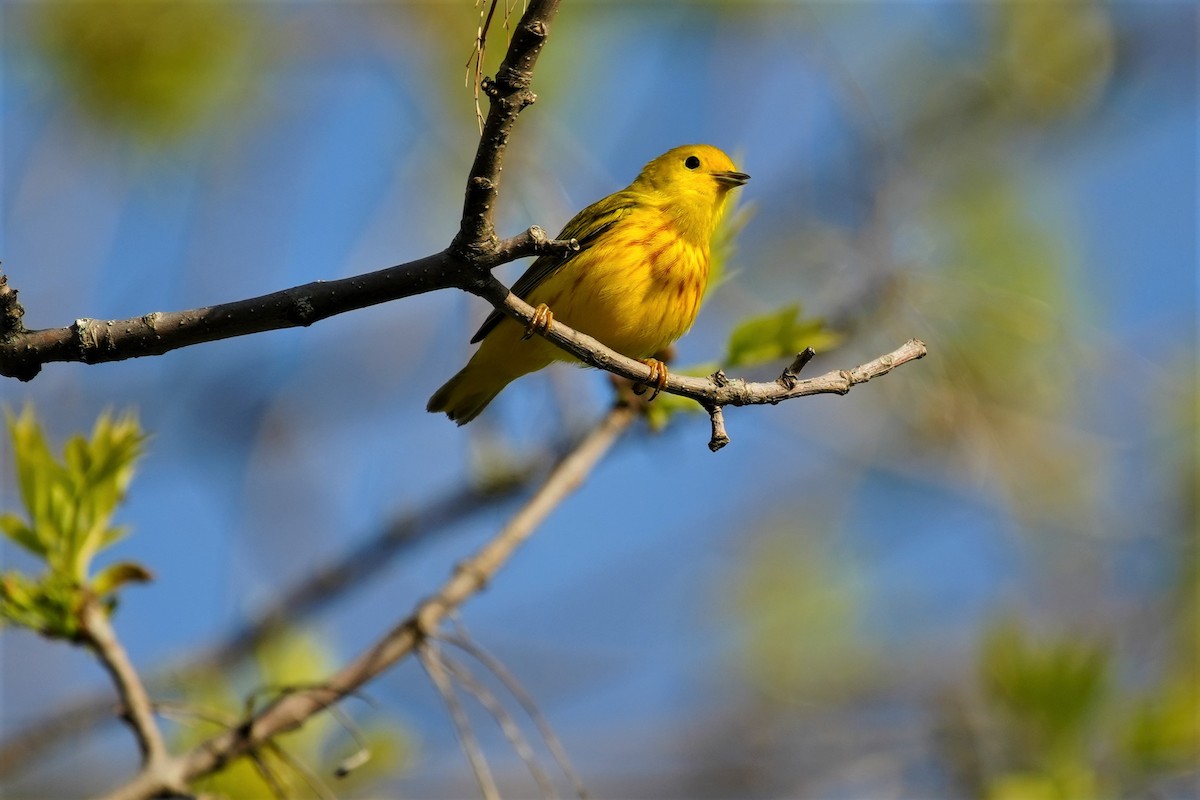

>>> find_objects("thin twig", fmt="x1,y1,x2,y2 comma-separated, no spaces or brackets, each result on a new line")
325,701,373,779
466,0,501,133
264,740,338,800
419,642,501,800
440,648,558,800
778,346,817,389
80,601,190,797
153,701,237,729
442,629,588,798
246,749,289,800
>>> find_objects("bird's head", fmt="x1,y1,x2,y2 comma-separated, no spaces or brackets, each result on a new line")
633,145,749,240
635,144,749,202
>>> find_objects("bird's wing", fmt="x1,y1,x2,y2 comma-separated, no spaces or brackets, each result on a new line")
470,192,639,344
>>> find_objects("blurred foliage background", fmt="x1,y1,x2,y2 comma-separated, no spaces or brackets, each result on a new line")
1,1,1195,797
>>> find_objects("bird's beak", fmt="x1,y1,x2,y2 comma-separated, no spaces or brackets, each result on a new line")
712,170,750,188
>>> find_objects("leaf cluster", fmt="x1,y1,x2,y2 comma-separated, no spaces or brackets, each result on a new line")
0,407,150,639
982,619,1110,759
32,0,258,143
975,616,1198,799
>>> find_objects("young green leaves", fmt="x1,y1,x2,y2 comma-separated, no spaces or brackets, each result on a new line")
1,407,149,639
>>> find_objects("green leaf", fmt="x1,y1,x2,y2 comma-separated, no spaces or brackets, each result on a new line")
7,408,56,537
0,573,38,617
724,305,841,369
0,513,45,559
91,561,154,598
644,392,698,432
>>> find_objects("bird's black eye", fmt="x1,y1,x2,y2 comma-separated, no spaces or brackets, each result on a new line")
684,155,701,170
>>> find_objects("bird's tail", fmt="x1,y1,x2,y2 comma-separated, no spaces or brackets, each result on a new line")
426,363,510,426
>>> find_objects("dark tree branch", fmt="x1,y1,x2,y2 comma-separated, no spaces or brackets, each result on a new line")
0,227,575,381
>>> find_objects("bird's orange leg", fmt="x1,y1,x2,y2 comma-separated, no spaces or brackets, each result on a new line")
632,358,669,401
523,303,554,340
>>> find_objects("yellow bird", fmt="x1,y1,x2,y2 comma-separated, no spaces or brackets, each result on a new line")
428,144,749,425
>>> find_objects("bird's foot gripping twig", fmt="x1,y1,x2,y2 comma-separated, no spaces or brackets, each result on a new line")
631,358,669,401
522,303,553,340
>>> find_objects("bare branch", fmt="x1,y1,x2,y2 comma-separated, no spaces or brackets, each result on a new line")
78,602,179,790
778,346,816,389
473,275,927,447
98,404,635,800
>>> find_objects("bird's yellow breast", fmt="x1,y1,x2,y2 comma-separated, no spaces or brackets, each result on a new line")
525,209,710,360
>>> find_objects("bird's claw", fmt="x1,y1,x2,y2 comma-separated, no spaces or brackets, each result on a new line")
523,304,554,340
632,358,669,401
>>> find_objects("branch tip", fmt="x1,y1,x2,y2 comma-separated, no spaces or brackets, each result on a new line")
778,347,817,389
0,271,26,341
706,405,730,452
334,748,371,778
